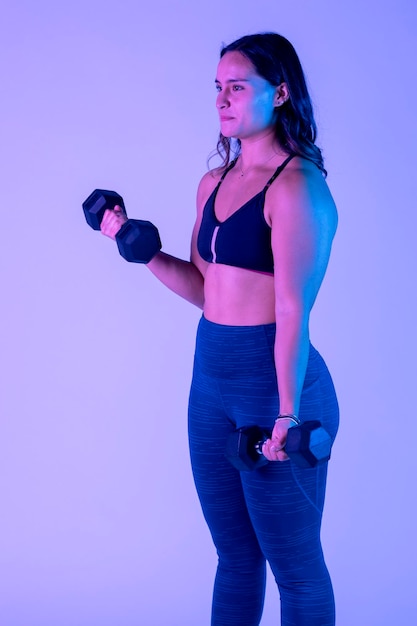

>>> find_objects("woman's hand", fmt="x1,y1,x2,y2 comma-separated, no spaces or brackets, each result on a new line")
100,205,128,240
262,417,295,462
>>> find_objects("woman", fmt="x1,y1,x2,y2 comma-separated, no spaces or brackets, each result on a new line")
101,32,339,626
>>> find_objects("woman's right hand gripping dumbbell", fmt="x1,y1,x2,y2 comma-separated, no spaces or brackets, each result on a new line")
82,188,203,306
100,205,128,241
82,189,162,264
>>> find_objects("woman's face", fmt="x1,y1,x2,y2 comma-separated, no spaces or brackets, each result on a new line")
215,51,278,141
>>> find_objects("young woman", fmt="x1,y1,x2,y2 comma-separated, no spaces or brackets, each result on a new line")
101,32,339,626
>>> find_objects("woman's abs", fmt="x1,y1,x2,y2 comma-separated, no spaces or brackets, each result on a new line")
202,264,275,326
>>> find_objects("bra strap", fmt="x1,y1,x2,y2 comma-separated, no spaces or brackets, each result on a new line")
264,155,295,190
211,158,238,195
220,158,238,182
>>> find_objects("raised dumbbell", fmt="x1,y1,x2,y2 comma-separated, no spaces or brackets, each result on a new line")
225,421,332,471
82,189,161,263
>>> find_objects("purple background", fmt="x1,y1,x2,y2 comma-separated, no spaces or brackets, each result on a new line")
1,1,416,624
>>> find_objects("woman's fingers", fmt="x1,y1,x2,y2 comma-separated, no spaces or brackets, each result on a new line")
262,439,289,462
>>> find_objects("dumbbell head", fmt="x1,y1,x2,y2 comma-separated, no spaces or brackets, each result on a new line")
285,420,332,468
225,425,270,472
82,189,126,230
115,219,161,264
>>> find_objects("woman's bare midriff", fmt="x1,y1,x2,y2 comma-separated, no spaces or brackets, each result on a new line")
202,263,276,326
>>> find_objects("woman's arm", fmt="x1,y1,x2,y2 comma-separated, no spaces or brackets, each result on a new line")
100,172,215,309
146,247,205,309
262,160,338,461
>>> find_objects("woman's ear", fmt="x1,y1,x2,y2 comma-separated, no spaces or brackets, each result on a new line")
274,82,290,107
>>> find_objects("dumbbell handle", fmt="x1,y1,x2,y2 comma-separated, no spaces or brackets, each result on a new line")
254,434,288,457
255,438,271,454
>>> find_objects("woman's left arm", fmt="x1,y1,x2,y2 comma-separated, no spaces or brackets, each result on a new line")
262,160,338,461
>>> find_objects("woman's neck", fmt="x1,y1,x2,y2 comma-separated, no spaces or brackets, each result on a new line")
238,133,287,170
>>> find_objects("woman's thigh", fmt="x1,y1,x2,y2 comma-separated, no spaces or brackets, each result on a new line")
188,367,264,565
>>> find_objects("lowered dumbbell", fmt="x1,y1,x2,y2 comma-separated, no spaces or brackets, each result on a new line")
82,189,161,263
225,421,332,471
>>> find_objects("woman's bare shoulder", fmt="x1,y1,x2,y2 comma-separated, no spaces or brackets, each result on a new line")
264,156,337,240
269,157,336,214
276,155,326,186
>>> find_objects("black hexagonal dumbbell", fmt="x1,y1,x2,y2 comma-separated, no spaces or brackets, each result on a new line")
225,421,332,471
82,189,161,263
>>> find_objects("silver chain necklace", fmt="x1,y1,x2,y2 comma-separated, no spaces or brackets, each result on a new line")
238,152,278,178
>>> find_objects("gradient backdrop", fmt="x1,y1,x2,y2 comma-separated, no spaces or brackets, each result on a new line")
1,1,416,624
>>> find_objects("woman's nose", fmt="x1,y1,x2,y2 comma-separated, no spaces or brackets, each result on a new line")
216,91,228,109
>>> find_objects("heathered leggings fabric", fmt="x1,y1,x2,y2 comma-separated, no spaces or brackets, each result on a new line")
188,316,339,626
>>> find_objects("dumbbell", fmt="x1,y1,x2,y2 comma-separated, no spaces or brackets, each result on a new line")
225,421,332,471
82,189,161,263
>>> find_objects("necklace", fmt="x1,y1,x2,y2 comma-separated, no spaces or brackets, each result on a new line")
238,152,279,177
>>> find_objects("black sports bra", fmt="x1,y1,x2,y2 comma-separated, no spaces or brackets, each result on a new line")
197,155,294,273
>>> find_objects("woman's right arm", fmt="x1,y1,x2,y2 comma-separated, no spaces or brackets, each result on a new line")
100,172,215,309
146,248,205,309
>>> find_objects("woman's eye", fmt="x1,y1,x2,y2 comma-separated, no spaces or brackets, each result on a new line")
232,85,243,91
215,85,221,92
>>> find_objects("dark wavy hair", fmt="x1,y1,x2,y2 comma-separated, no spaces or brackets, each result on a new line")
215,33,326,175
